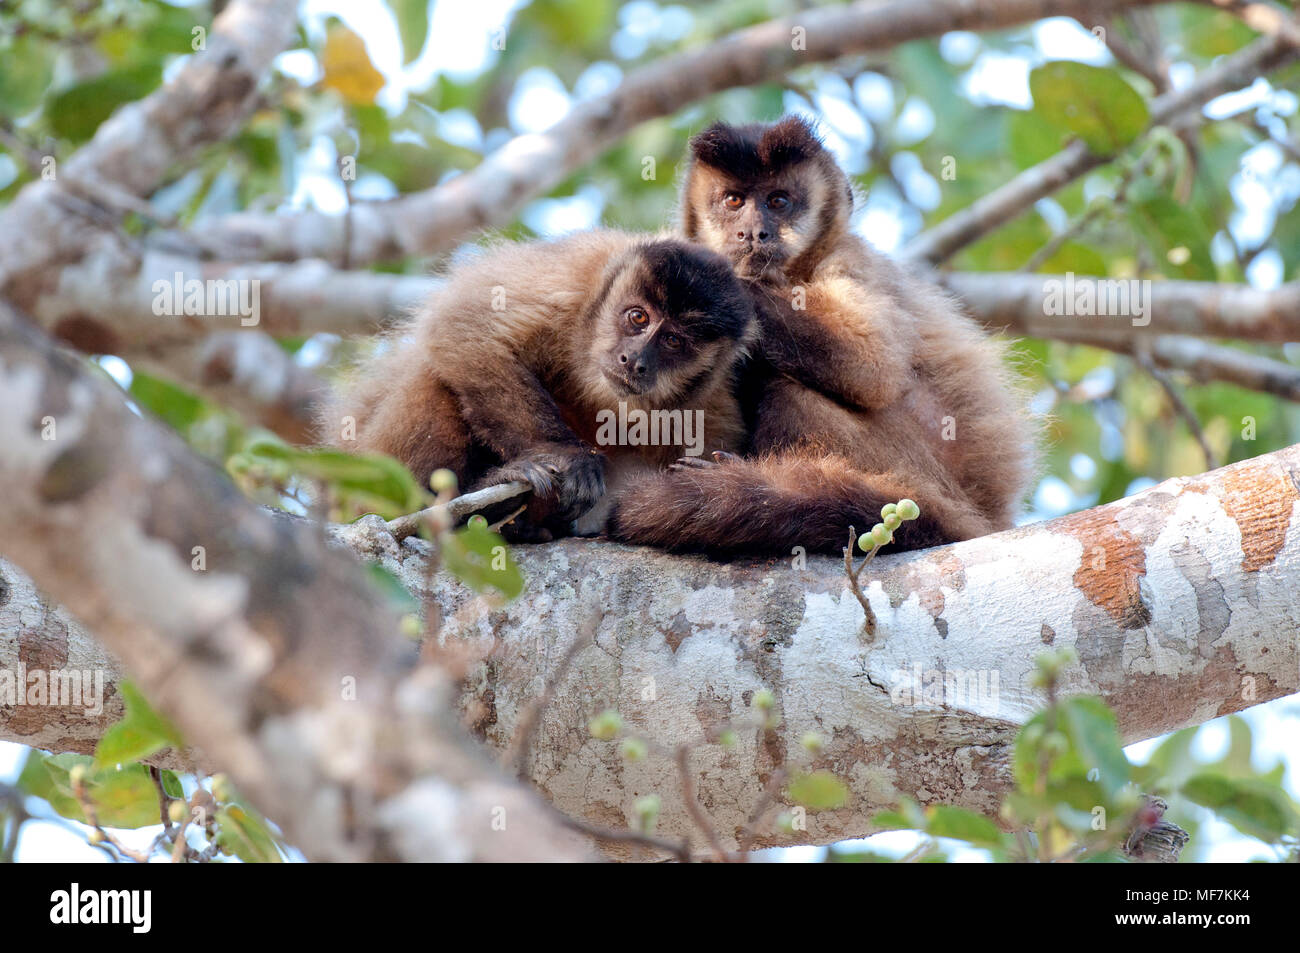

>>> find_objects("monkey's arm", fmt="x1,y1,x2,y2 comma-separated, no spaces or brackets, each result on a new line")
431,334,606,523
749,279,912,410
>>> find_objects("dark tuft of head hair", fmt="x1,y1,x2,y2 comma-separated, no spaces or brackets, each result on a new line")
689,116,825,179
635,240,754,341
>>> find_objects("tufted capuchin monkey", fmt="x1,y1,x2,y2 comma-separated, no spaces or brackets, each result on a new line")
321,230,756,541
609,117,1035,554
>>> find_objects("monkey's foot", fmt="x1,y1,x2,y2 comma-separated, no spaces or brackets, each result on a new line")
668,450,741,471
480,444,606,522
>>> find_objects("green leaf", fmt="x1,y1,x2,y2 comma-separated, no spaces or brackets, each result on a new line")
787,770,849,810
392,0,430,64
215,804,284,862
47,64,164,142
129,372,206,435
17,752,169,829
1014,696,1130,800
365,562,420,614
1181,773,1299,843
1006,107,1069,169
0,36,56,117
1127,187,1215,279
1029,62,1148,154
94,682,184,770
441,521,524,599
922,804,1006,848
239,436,428,519
1058,696,1130,797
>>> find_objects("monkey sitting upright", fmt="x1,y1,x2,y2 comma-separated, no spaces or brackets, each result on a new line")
609,117,1035,554
321,231,756,541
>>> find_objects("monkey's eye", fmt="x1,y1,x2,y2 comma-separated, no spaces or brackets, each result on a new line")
662,333,683,350
723,192,744,210
626,307,649,328
767,191,791,211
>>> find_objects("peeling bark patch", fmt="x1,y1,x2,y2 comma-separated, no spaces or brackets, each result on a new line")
52,314,121,356
664,610,692,653
1069,518,1150,629
1169,541,1230,653
884,549,964,613
1109,644,1253,741
1214,462,1298,572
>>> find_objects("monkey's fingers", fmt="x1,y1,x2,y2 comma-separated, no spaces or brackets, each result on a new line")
669,456,718,471
712,450,741,464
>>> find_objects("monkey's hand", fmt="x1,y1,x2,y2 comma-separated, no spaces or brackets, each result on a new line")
479,443,607,523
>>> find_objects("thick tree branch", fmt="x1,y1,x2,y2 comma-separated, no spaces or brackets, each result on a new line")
0,302,592,861
902,32,1298,266
939,273,1300,342
132,330,330,444
7,419,1298,852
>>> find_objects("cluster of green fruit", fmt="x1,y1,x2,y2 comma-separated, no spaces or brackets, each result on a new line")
859,499,920,551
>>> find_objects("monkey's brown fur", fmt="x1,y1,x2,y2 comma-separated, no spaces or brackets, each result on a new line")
321,230,755,541
610,117,1035,554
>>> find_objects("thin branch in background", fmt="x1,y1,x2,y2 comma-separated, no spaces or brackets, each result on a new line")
1214,0,1300,48
736,767,788,856
555,811,691,863
675,745,732,863
1018,147,1156,273
903,33,1298,265
510,612,602,779
1093,14,1170,93
1054,330,1300,403
1133,345,1219,470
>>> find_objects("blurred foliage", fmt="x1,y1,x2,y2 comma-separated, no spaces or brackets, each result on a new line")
1,0,1299,860
844,654,1300,863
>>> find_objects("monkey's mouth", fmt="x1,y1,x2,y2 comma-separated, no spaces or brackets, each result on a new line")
731,246,787,279
604,368,651,396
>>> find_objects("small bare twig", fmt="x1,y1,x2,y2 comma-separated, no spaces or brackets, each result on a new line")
388,481,532,541
675,745,733,863
737,767,788,856
843,526,880,636
1133,346,1219,469
510,613,602,778
556,812,691,863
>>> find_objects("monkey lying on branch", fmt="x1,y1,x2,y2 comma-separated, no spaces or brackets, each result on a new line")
609,117,1036,554
321,231,755,542
326,118,1033,555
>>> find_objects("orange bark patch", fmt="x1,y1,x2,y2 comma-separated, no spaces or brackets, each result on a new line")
1215,461,1299,572
1067,514,1150,629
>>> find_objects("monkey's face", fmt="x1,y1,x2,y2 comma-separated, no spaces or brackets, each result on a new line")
597,299,702,398
682,117,851,282
694,177,811,280
588,242,755,405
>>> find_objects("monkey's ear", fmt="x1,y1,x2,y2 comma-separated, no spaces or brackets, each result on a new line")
758,115,822,169
688,121,741,167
